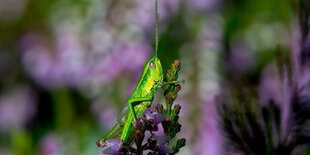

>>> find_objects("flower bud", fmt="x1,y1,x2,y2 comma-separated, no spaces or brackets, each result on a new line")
142,109,167,131
173,104,181,115
175,84,181,91
176,138,186,148
155,104,164,114
172,60,181,70
166,94,176,102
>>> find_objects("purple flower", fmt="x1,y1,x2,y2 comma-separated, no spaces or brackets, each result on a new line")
133,118,146,143
134,118,145,130
149,135,173,154
101,139,124,155
142,109,166,131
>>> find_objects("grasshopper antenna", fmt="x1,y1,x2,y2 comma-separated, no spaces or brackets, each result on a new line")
155,0,159,56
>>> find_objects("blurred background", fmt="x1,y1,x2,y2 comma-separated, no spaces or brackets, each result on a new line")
0,0,309,154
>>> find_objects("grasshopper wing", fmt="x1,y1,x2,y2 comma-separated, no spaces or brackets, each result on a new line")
116,104,129,125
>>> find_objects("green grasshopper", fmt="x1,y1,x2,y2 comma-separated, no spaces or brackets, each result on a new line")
97,0,183,146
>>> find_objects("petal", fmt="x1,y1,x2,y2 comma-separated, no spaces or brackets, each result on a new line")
143,108,152,115
101,139,124,155
106,139,122,144
158,144,173,154
153,113,166,125
151,125,158,131
155,136,170,145
142,109,166,125
149,135,170,145
102,147,122,155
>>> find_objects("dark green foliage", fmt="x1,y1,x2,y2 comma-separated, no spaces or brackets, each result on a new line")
171,138,186,155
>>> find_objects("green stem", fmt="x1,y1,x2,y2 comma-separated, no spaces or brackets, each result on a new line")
51,89,74,131
167,102,172,119
155,0,159,56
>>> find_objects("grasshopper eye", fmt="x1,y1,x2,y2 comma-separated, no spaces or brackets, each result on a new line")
149,60,156,70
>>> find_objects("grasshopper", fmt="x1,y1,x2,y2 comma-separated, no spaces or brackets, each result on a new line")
97,0,183,146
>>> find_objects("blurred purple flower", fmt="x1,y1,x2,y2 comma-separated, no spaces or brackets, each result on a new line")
258,64,282,105
91,101,118,129
19,32,151,90
298,68,310,94
198,20,223,51
291,24,302,73
55,32,89,86
0,86,37,132
195,99,222,155
0,0,27,21
189,0,220,11
90,43,151,84
101,139,124,155
128,0,180,30
90,24,114,53
128,0,154,31
19,33,68,88
228,43,254,74
39,133,62,155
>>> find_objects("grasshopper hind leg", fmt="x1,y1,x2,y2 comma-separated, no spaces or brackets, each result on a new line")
97,123,123,147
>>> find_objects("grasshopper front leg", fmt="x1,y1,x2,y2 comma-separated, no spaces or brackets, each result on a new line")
128,96,154,122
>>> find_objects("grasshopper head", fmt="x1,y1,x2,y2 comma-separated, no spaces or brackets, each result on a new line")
147,55,163,83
